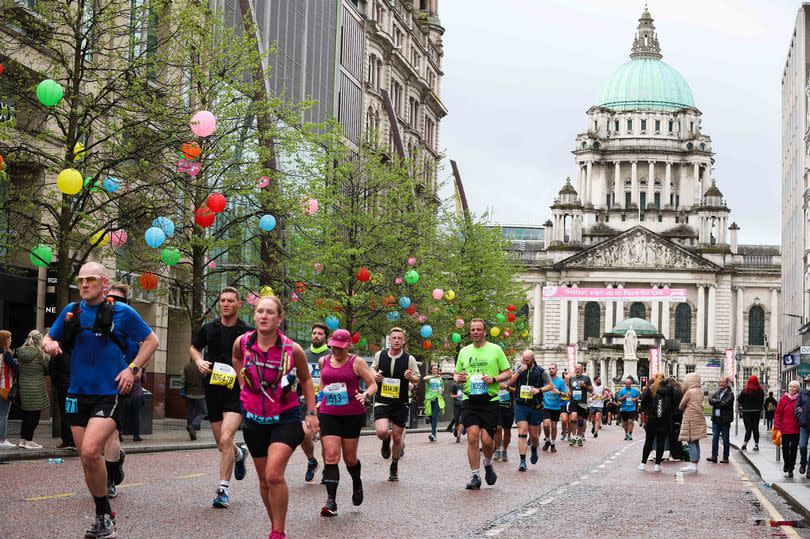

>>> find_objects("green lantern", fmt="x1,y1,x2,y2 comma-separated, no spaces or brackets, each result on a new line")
451,332,461,344
29,244,53,267
36,79,64,107
404,270,419,285
495,313,506,324
161,247,181,266
358,337,367,348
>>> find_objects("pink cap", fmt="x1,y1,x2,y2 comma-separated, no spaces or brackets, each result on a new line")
328,328,351,349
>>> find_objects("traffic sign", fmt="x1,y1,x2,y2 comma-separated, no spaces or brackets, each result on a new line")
799,364,810,377
802,346,810,355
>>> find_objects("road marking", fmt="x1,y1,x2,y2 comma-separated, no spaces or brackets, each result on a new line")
539,497,555,505
485,528,503,536
25,492,75,502
731,456,800,539
175,473,207,479
522,508,538,516
570,481,580,486
118,482,146,489
675,472,684,484
598,464,607,468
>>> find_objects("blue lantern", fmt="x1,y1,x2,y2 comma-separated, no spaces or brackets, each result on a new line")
152,216,175,238
386,311,400,322
144,226,165,249
259,214,276,232
398,296,411,309
419,324,433,339
102,176,120,192
325,315,340,331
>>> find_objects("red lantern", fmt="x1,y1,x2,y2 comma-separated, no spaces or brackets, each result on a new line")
0,64,3,76
507,304,516,312
295,282,307,294
194,206,216,228
507,313,516,322
180,142,201,160
0,155,4,171
351,332,361,344
405,304,417,315
207,193,227,213
139,272,159,290
356,267,370,282
422,340,433,350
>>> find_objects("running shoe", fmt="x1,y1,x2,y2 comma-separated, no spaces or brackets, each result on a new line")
518,461,527,472
234,445,248,480
85,514,116,538
550,444,557,453
381,434,391,459
212,488,229,508
637,463,646,471
501,452,508,463
484,464,497,485
305,459,319,483
530,446,538,465
493,450,501,461
628,434,633,441
653,464,661,473
107,480,117,499
352,481,364,506
465,474,482,490
593,431,598,438
542,440,551,452
115,450,125,486
187,425,197,441
269,530,287,539
320,498,338,516
456,435,461,443
428,434,436,442
569,437,576,447
389,461,399,482
577,438,583,447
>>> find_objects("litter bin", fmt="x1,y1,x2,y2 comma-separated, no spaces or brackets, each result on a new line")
120,389,153,436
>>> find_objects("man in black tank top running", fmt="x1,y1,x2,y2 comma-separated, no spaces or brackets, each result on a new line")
371,327,420,482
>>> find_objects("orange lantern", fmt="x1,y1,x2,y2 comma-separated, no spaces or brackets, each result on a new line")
383,295,396,307
139,272,159,290
180,142,201,160
422,340,433,350
295,281,307,294
315,298,325,309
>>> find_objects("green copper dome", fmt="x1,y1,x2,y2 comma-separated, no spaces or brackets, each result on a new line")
608,317,660,336
597,58,694,112
597,8,695,112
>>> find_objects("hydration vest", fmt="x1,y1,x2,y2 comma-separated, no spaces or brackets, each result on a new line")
60,297,126,354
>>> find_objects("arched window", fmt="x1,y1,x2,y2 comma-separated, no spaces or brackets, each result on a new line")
675,303,691,343
748,306,765,346
629,302,646,319
584,302,601,339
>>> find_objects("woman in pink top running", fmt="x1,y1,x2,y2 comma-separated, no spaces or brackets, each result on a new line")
317,328,377,517
232,296,319,539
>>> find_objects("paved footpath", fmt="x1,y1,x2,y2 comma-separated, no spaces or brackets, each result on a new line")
1,423,808,538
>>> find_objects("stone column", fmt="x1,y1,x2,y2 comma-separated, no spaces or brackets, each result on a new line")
664,162,672,208
600,358,607,381
696,285,705,348
707,284,716,348
651,284,660,332
585,161,593,205
604,283,614,334
647,161,655,208
694,162,702,202
577,164,585,200
770,288,778,350
735,287,745,347
570,283,579,345
616,283,625,323
559,287,569,345
679,164,688,207
532,283,543,347
613,161,621,207
661,284,670,339
587,359,595,378
631,161,639,207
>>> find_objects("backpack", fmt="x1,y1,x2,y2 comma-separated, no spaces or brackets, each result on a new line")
60,298,126,354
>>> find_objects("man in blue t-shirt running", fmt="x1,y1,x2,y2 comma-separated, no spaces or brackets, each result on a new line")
44,262,159,538
541,363,568,453
616,377,641,441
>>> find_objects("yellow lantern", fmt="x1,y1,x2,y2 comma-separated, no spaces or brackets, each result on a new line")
260,286,275,297
445,289,456,301
90,230,109,248
73,142,86,161
490,326,500,338
56,168,83,195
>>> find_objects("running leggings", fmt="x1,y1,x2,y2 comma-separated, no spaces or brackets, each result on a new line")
641,430,667,465
742,412,760,444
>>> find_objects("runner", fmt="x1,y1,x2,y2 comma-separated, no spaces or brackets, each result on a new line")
424,364,445,442
232,296,318,539
190,286,253,508
567,364,593,447
299,322,330,482
371,327,419,482
509,350,552,471
605,388,618,427
589,376,605,438
42,262,159,538
447,379,464,443
541,363,567,453
617,377,640,440
559,371,571,441
453,319,511,490
493,377,514,463
318,329,377,516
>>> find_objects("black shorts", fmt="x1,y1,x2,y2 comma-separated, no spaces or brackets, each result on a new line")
568,403,588,417
374,402,409,428
319,412,365,439
460,400,499,438
542,408,562,422
242,408,304,457
621,411,637,421
66,394,123,428
497,406,515,428
205,384,242,423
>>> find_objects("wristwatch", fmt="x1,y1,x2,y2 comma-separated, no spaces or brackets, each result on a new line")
306,410,317,416
129,363,140,375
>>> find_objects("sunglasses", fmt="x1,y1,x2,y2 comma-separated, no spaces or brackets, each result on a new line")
75,275,102,285
108,295,129,304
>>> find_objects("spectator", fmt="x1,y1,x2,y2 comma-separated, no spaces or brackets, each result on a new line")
738,375,765,452
706,376,734,464
48,351,74,449
639,374,673,472
667,376,687,461
129,365,145,442
0,330,18,448
774,380,802,478
180,359,207,440
678,372,706,474
764,391,777,431
16,330,50,449
796,375,810,479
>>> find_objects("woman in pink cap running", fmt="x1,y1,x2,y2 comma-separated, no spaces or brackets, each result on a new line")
317,328,377,517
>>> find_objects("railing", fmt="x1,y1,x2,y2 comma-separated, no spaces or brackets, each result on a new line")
742,254,774,267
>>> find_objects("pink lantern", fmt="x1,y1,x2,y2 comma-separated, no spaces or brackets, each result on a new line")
417,315,427,324
291,292,300,302
187,161,201,177
313,262,324,274
455,318,465,329
394,276,404,285
444,342,451,350
246,291,260,306
190,110,217,137
206,258,217,269
432,288,444,300
258,176,270,189
109,229,128,247
407,256,417,266
303,198,319,215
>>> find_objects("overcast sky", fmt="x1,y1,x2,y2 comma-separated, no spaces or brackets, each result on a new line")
437,0,799,245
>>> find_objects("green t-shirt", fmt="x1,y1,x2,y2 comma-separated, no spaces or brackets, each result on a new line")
455,342,510,402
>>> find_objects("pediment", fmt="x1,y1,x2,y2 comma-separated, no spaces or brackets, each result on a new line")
556,226,720,272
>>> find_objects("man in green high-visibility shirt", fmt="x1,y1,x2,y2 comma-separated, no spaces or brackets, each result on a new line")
454,318,511,490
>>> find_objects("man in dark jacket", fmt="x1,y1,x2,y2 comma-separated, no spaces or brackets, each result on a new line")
796,375,810,478
48,352,75,449
707,376,734,463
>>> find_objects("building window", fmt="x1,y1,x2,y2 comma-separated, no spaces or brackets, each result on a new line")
593,120,598,131
742,366,754,380
621,214,626,222
614,120,619,132
668,120,674,132
689,121,694,132
654,193,660,209
640,193,646,209
748,306,765,345
627,119,632,132
640,119,647,131
655,119,661,132
675,303,692,343
686,364,695,374
625,192,631,208
629,302,646,320
584,302,601,339
675,195,680,209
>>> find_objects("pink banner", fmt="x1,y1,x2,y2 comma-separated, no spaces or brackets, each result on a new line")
724,348,735,379
566,344,577,375
649,346,660,378
542,286,687,302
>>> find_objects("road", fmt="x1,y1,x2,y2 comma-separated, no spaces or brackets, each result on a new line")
1,424,808,538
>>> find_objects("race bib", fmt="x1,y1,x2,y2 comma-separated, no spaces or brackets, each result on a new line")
245,411,280,424
572,390,582,401
323,382,349,406
470,375,488,396
210,362,236,390
65,397,78,414
429,378,442,392
498,388,511,403
381,377,401,399
520,385,533,400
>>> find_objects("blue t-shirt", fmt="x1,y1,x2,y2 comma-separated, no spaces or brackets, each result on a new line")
49,300,152,395
543,376,569,410
617,387,640,412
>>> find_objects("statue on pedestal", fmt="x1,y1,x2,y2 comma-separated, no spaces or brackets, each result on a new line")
623,328,638,360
